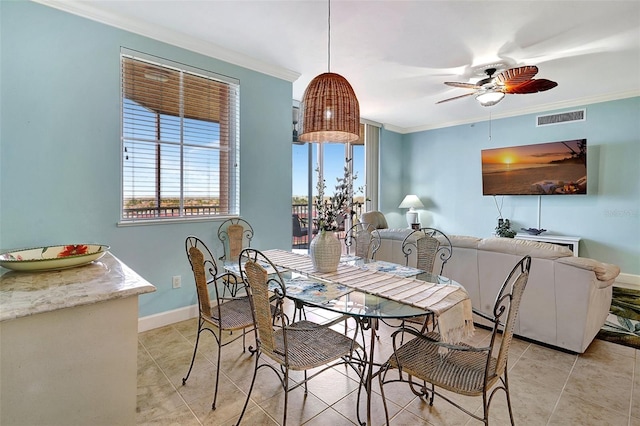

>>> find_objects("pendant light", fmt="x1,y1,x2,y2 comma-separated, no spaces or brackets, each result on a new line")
298,0,360,143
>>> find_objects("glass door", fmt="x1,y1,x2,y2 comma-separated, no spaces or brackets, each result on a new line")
292,136,364,250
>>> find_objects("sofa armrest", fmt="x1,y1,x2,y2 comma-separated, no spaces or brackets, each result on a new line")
556,256,620,287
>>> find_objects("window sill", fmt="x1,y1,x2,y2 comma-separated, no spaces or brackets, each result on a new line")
117,215,239,227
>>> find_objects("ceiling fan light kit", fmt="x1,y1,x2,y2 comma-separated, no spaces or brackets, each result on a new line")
476,90,505,106
437,65,558,107
298,0,360,143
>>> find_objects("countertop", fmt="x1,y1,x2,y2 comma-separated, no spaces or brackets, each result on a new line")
0,252,156,322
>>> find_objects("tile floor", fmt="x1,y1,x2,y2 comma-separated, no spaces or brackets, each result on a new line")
137,301,639,426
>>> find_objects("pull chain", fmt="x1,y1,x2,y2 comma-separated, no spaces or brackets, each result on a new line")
488,111,492,140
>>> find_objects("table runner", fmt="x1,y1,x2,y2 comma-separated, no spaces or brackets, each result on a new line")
264,249,474,344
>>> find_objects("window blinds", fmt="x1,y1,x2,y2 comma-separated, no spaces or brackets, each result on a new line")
121,52,239,220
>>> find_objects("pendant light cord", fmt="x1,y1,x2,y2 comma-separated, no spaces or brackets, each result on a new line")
327,0,331,72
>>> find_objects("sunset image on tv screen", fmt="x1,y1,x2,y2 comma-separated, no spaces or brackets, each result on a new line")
481,139,587,196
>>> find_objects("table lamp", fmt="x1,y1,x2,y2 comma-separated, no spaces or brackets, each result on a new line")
398,194,424,227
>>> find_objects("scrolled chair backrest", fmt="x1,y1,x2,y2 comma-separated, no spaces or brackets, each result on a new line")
239,248,287,358
419,227,453,275
217,218,254,261
185,236,222,318
491,255,531,377
345,222,381,260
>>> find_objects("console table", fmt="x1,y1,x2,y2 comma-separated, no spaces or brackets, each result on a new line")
514,233,581,256
0,253,155,425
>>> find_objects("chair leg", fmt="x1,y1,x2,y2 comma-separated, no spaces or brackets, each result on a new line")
182,318,204,385
211,335,223,410
283,369,290,426
503,372,515,426
235,353,261,426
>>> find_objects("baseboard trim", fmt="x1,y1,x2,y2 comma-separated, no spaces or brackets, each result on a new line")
138,304,198,333
614,272,640,291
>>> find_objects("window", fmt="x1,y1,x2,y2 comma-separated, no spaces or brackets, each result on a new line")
120,50,239,222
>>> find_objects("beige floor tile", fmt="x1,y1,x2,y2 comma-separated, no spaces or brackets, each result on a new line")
332,387,402,426
484,375,558,425
563,356,633,414
388,408,433,426
258,386,330,425
508,354,572,392
518,340,578,371
404,394,483,426
548,392,630,426
188,386,256,425
303,407,358,425
221,404,278,426
305,367,362,406
136,403,201,426
136,382,188,423
137,315,637,425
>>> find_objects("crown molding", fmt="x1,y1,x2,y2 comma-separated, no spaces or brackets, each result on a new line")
32,0,300,83
388,90,640,135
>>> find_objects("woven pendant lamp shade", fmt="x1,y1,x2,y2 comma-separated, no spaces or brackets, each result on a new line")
298,72,360,143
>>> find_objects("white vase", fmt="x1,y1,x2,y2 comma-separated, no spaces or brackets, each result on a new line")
309,231,341,273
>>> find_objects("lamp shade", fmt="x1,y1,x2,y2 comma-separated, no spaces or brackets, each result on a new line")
398,195,424,209
298,72,360,143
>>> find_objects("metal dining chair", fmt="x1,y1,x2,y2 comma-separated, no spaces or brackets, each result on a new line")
378,255,532,425
234,248,363,426
217,218,254,263
344,222,381,260
182,236,255,410
416,227,453,275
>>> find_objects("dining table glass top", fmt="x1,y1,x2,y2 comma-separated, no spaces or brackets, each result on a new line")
225,252,460,320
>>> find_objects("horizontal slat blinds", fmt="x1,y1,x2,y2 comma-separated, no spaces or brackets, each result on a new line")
121,52,239,221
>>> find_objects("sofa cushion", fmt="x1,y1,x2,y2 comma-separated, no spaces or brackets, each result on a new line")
360,211,388,229
479,237,573,259
377,228,415,241
448,235,481,249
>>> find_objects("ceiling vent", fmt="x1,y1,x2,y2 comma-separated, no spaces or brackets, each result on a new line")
536,109,586,127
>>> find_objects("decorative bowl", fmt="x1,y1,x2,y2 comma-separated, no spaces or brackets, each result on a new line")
520,228,547,236
0,244,110,272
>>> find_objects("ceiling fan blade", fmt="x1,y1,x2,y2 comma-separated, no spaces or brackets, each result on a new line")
504,78,558,94
495,65,539,86
436,92,476,104
444,81,480,89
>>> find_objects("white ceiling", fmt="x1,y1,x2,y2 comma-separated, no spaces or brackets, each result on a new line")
40,0,640,133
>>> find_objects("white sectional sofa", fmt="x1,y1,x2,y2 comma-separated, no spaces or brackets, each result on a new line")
373,230,620,353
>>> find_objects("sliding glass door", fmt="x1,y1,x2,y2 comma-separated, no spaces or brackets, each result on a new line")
292,136,365,249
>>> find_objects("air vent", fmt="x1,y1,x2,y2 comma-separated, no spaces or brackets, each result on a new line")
536,109,586,127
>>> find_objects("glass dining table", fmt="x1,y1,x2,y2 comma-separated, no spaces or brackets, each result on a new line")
225,250,467,425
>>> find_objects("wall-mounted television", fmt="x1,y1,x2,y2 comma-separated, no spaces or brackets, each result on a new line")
481,139,587,195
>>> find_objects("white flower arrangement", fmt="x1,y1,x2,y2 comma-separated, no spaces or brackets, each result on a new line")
314,159,361,232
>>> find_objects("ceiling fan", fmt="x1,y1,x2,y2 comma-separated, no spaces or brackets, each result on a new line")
436,65,558,106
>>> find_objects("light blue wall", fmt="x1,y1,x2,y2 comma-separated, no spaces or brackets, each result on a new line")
380,97,640,275
0,1,293,317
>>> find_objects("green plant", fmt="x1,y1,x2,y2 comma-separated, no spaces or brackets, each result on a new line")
495,218,516,238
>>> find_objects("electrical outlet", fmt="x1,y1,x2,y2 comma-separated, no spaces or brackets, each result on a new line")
172,275,181,289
